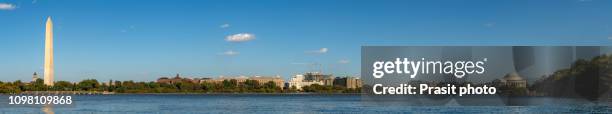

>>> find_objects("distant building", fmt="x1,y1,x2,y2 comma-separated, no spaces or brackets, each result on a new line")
289,73,362,90
303,72,334,86
216,76,249,84
156,74,285,89
288,75,304,89
304,72,333,81
495,72,527,88
288,74,323,90
198,75,285,89
249,76,285,88
157,74,194,84
333,77,362,89
32,72,39,82
195,78,214,84
322,77,334,86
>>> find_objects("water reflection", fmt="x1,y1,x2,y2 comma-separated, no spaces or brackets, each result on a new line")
42,104,54,114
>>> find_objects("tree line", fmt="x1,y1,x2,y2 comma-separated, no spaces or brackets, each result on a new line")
0,79,361,94
530,54,611,100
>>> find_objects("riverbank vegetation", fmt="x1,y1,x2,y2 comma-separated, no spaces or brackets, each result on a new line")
529,54,611,100
0,79,361,94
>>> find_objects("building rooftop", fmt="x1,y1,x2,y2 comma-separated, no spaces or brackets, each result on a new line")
503,72,524,81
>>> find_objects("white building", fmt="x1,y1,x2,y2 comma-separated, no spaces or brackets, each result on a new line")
32,72,39,82
288,74,323,90
498,72,527,88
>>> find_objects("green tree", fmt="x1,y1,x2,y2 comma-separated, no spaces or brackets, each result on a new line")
53,81,73,91
244,79,260,90
78,79,99,91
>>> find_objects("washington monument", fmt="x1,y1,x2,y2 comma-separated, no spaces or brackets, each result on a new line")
44,17,54,86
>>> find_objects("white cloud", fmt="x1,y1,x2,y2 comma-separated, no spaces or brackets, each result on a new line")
307,48,328,54
0,3,16,10
319,48,328,53
226,33,255,42
484,22,495,27
338,59,350,64
220,24,230,28
120,25,135,33
220,50,239,56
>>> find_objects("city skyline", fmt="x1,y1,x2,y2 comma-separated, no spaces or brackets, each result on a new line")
1,0,611,82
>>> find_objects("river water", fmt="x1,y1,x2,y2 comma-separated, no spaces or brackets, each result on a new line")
0,94,610,113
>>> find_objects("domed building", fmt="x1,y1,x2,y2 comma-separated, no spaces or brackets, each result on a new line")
496,72,527,88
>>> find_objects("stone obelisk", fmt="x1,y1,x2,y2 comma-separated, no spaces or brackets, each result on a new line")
44,17,54,86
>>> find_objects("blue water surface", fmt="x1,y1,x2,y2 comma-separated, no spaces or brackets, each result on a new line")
0,94,610,113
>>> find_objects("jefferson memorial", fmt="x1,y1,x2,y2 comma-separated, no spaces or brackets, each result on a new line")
496,72,527,88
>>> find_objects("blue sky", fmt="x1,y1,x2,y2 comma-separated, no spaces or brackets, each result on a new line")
0,0,610,82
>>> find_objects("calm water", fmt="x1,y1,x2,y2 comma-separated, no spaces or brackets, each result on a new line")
0,94,610,113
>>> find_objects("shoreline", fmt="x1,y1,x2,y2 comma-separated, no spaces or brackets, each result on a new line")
111,92,364,95
1,91,364,95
